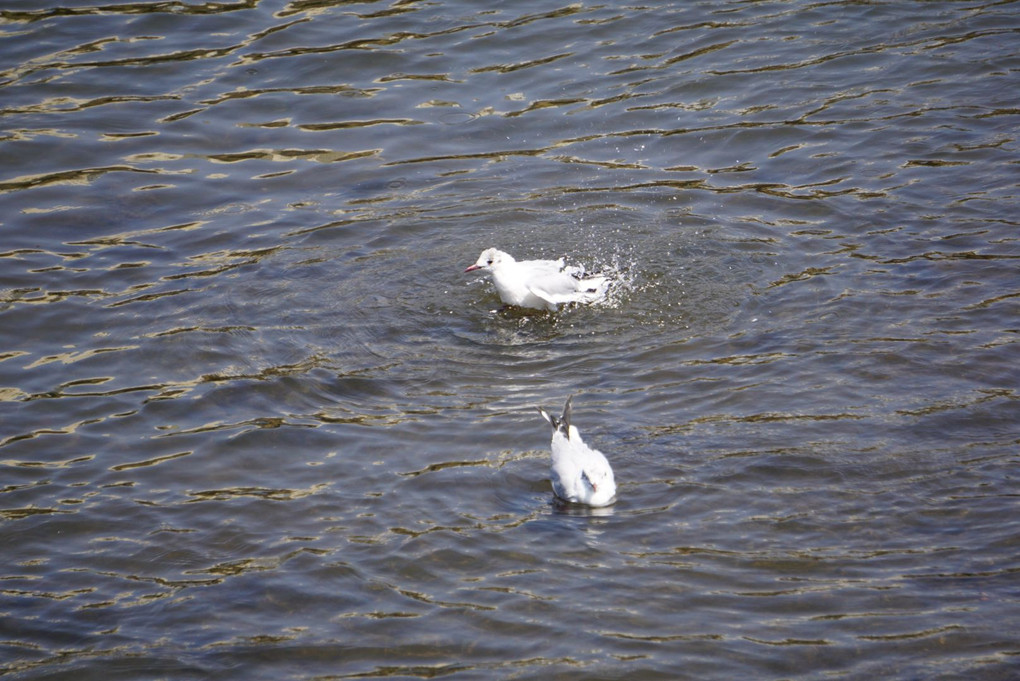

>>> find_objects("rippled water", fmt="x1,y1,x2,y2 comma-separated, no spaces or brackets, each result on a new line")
2,0,1019,678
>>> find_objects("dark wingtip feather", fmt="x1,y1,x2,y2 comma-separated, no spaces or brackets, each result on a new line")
538,400,574,438
537,406,560,432
561,396,574,439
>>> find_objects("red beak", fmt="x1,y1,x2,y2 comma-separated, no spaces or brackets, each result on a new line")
465,264,481,272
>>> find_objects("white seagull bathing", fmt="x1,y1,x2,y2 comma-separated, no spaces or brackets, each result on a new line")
536,396,617,507
465,248,610,311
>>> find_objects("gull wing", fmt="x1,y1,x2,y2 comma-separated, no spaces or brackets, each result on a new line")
525,270,582,304
521,258,567,274
531,275,610,306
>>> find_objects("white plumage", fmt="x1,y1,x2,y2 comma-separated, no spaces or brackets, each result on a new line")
536,396,617,507
465,248,609,311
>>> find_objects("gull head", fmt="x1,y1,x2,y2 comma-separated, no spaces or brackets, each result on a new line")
465,248,512,273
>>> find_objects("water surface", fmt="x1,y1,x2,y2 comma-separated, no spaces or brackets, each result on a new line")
1,1,1018,679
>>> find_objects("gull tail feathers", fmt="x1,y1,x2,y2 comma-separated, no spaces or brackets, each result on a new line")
537,396,573,439
576,275,610,301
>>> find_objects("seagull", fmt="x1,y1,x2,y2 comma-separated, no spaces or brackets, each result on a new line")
465,248,610,311
536,396,617,507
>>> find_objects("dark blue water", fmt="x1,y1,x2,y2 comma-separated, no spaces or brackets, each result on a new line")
1,1,1018,679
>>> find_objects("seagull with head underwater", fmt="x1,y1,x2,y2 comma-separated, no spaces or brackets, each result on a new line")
465,248,610,311
536,396,616,507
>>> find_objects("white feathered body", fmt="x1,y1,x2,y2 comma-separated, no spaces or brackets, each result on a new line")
466,248,609,311
538,397,617,507
549,425,616,507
